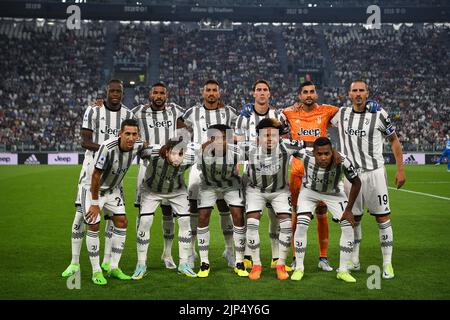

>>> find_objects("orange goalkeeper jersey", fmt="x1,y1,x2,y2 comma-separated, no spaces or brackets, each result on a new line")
282,103,339,176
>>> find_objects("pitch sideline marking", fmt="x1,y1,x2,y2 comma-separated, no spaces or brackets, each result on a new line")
388,187,450,201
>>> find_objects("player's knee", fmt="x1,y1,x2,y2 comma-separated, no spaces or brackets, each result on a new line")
161,205,173,217
113,216,128,229
375,214,390,223
354,215,362,222
198,210,211,228
216,199,229,212
315,203,328,215
189,200,198,214
88,223,100,232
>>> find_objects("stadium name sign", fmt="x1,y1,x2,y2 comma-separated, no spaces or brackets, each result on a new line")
190,7,234,14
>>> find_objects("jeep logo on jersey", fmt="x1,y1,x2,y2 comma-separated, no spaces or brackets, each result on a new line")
344,127,367,137
297,128,321,137
149,120,173,128
100,125,119,136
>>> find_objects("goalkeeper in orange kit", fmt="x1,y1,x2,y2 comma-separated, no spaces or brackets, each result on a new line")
281,81,339,271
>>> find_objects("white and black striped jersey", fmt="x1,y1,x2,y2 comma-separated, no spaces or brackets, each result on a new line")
296,150,358,194
144,145,197,193
235,107,285,143
198,143,241,189
246,139,305,192
132,102,184,145
182,104,239,144
82,103,134,158
94,137,149,192
330,107,395,171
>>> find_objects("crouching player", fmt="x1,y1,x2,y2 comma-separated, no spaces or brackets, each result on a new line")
196,124,248,278
83,119,150,285
132,138,198,279
292,137,361,283
244,118,308,281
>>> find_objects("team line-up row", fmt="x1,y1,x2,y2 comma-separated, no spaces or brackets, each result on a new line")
61,78,406,285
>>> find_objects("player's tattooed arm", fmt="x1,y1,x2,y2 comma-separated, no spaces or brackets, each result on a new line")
86,168,102,223
388,132,406,189
81,129,101,152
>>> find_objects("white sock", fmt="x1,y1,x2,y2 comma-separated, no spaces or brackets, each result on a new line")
233,225,246,263
268,208,280,260
352,221,362,265
162,214,174,258
178,216,192,265
86,230,101,273
136,214,154,266
190,213,199,257
110,227,127,270
246,218,261,265
70,207,85,265
339,220,354,272
277,218,292,265
102,218,113,265
379,220,393,265
220,212,234,252
197,226,210,264
294,215,311,271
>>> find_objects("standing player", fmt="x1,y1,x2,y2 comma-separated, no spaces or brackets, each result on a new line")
331,80,406,279
182,79,239,268
282,81,339,271
133,138,198,279
132,82,186,270
435,139,450,172
196,125,247,278
236,79,292,272
244,118,307,281
292,137,361,283
62,79,133,278
83,119,149,285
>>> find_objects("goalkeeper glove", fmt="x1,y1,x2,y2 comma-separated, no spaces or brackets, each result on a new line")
240,103,254,118
366,99,381,113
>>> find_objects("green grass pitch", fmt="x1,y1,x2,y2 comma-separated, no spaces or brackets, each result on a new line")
0,164,449,300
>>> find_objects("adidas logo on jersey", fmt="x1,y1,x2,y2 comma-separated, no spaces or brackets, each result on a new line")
24,154,40,165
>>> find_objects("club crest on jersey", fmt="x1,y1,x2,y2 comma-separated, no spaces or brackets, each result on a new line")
297,128,321,137
316,116,322,124
101,125,119,136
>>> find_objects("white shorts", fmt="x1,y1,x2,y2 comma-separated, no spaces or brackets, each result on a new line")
187,165,201,201
135,162,170,207
80,185,126,225
245,186,292,215
75,153,95,205
344,166,390,216
140,185,190,217
197,186,245,209
297,187,348,221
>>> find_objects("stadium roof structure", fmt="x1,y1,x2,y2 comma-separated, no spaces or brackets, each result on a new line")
1,0,448,22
